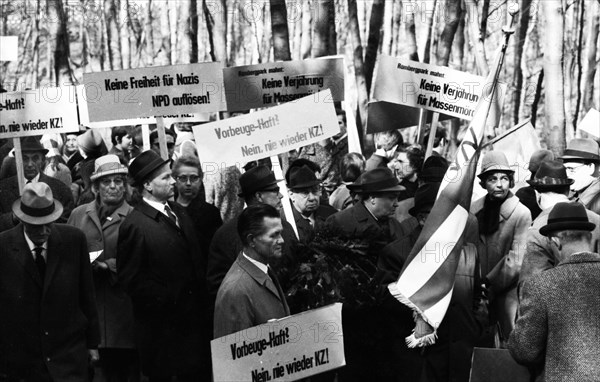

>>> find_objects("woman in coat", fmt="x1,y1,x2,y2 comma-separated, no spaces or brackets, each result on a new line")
470,151,531,347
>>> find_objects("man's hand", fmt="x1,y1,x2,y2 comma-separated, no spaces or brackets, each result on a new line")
88,349,100,366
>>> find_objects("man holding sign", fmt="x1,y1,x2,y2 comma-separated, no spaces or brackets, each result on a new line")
214,204,290,338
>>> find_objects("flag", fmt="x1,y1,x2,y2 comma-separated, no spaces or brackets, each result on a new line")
388,61,504,348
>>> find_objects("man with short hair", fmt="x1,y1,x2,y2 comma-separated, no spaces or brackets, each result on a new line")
0,137,74,231
509,202,600,381
365,130,404,171
117,150,210,381
0,182,100,381
149,129,176,165
560,138,600,214
213,204,290,338
520,160,600,282
68,154,138,381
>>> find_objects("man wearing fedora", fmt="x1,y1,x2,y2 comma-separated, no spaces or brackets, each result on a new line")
67,155,138,381
0,182,100,381
509,202,600,382
515,149,555,220
520,160,600,283
207,165,297,306
287,164,336,243
0,136,74,232
117,150,210,381
470,150,531,345
560,138,600,214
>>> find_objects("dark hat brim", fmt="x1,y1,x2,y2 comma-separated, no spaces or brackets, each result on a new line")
477,168,514,180
12,198,63,225
526,178,574,189
539,221,596,237
132,158,170,186
237,180,281,197
559,154,600,163
288,179,321,190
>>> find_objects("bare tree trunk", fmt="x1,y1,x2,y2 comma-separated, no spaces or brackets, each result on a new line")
581,0,599,114
519,0,541,121
47,0,74,85
300,0,312,59
291,2,303,59
572,0,585,126
31,0,41,88
405,0,419,61
121,0,132,69
422,0,437,64
141,0,155,67
436,0,462,66
480,0,490,40
348,0,369,149
382,0,394,56
465,0,489,75
392,0,401,57
104,0,123,70
452,13,465,69
169,0,178,64
542,0,566,156
270,0,292,61
312,0,337,57
530,69,544,128
188,0,198,63
512,0,532,124
364,0,385,92
157,0,172,65
202,0,227,63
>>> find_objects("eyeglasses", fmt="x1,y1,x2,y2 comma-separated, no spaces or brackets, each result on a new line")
100,177,125,186
564,163,586,173
176,175,201,183
294,187,322,198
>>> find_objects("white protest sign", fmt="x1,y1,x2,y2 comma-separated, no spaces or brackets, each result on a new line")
0,36,18,61
0,87,80,139
373,55,506,120
82,63,225,122
223,57,344,111
193,90,339,167
577,108,600,139
211,303,344,382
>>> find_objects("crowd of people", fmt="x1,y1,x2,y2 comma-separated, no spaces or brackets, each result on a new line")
0,121,599,382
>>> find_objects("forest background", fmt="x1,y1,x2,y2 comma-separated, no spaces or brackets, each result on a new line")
1,0,599,157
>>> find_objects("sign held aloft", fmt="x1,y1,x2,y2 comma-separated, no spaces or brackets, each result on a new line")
0,36,18,61
82,63,226,122
373,55,506,121
223,57,344,111
0,87,80,139
211,303,345,382
193,90,339,167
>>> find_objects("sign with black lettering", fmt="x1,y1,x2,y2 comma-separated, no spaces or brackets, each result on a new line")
82,63,226,122
211,304,344,382
0,87,80,138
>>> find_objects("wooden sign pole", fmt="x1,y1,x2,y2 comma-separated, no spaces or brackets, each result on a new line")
155,117,169,160
13,138,25,194
270,155,299,239
425,112,440,159
142,124,151,151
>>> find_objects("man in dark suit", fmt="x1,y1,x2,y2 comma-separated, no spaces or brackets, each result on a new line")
0,182,100,381
117,150,210,382
213,204,290,338
0,137,74,232
509,202,600,381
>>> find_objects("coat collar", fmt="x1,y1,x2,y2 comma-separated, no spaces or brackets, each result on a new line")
236,253,282,302
85,200,132,231
471,191,519,222
9,225,43,287
352,201,379,225
576,177,600,205
557,251,600,267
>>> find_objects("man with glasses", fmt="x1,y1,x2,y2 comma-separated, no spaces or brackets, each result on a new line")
560,138,600,214
68,154,138,381
287,164,336,243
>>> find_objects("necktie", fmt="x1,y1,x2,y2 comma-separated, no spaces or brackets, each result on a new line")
33,247,46,281
267,267,286,306
164,204,178,226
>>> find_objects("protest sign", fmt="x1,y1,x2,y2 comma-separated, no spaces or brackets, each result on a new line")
0,87,80,139
0,36,18,61
372,55,506,121
193,90,339,167
577,108,599,139
223,57,344,111
211,303,344,382
82,63,225,122
366,101,454,133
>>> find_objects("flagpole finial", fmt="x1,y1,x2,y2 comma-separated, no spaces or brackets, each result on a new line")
507,0,519,17
503,1,519,35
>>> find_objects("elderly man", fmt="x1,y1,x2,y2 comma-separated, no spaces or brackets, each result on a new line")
0,137,74,231
214,204,290,338
560,138,600,214
117,150,210,381
0,183,100,381
509,202,600,382
287,164,336,243
520,160,600,282
68,154,138,381
208,165,297,302
515,149,555,220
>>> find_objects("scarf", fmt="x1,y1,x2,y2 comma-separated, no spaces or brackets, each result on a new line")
477,194,507,235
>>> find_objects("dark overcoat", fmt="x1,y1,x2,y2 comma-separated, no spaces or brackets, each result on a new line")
0,224,100,382
117,201,210,379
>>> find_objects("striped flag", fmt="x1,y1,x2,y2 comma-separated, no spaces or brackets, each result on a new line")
388,59,504,347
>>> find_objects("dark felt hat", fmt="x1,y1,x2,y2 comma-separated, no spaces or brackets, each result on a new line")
287,165,321,189
420,156,449,183
12,183,63,225
285,159,321,185
527,160,574,189
539,202,596,237
348,167,404,194
129,150,170,186
559,138,600,163
409,182,441,216
20,137,49,155
528,149,555,173
238,165,281,197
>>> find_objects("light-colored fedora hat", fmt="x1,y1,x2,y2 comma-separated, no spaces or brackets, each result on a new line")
90,154,128,181
12,183,63,225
